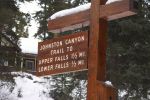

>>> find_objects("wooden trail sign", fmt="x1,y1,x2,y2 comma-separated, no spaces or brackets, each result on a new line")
37,31,88,76
37,0,137,99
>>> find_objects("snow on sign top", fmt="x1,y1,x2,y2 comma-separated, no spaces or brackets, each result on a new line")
49,0,122,20
20,38,40,54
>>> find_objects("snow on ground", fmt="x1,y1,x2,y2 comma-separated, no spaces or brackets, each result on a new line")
0,72,53,100
2,72,146,100
0,80,14,100
71,80,87,100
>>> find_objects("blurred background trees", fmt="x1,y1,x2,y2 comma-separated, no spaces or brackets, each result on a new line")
107,0,150,99
0,0,150,99
0,0,31,37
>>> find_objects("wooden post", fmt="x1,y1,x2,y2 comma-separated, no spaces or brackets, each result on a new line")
87,0,108,100
97,82,117,100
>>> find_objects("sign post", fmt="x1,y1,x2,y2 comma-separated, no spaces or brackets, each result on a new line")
87,0,108,99
37,0,137,99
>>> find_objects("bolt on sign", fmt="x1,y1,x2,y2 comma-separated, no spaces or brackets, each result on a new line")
37,31,88,76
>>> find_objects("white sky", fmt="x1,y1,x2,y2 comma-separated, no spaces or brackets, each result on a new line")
19,1,41,38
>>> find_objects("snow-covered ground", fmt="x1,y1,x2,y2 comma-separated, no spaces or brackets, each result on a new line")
0,72,53,100
1,72,148,100
0,72,88,100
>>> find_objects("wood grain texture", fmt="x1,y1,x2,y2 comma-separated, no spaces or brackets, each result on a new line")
97,81,117,100
87,0,107,99
48,10,90,30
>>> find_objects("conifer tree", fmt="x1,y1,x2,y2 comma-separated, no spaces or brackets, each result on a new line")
0,0,32,83
0,0,31,37
107,0,150,99
34,0,73,39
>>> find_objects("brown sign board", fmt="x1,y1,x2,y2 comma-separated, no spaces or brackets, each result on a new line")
37,31,88,76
